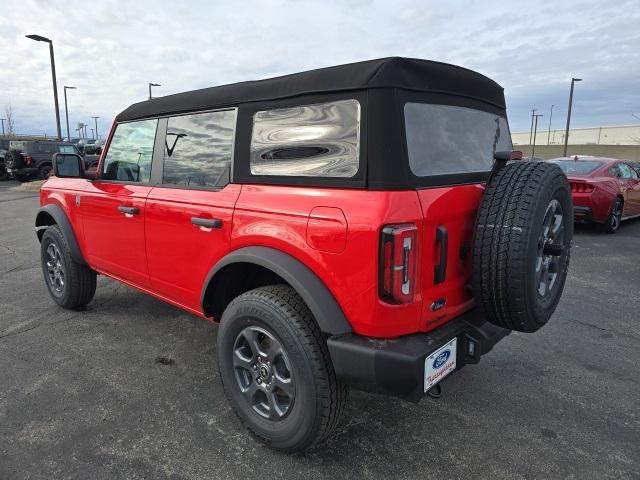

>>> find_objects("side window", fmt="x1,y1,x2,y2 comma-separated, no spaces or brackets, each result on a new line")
162,110,235,188
618,163,635,179
102,119,158,183
250,99,360,177
58,145,76,154
609,165,622,178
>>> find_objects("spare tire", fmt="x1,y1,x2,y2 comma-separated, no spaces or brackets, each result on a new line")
472,161,572,333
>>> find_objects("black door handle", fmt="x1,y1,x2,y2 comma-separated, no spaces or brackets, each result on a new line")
434,225,448,284
117,205,139,215
191,217,222,229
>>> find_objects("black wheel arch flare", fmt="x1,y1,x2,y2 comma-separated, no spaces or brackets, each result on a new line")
201,246,353,336
35,204,87,265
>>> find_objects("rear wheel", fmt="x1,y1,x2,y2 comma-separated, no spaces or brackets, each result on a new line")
37,164,52,180
217,285,347,452
473,161,573,333
601,197,623,234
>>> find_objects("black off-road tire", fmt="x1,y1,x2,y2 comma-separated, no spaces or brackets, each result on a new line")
217,285,347,452
40,225,97,309
600,197,623,234
37,164,53,180
472,162,572,333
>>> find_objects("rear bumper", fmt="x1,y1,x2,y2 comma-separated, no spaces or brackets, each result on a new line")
7,167,37,177
573,205,594,222
327,309,510,402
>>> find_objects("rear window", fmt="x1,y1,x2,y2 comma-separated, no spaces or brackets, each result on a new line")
404,103,512,176
549,160,602,174
250,99,360,177
58,145,76,154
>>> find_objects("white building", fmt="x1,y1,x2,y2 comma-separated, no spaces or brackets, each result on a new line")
512,124,640,146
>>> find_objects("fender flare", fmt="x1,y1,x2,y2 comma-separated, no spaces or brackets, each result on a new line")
201,246,353,336
35,204,87,265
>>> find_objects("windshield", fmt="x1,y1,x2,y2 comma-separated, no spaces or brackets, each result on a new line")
549,160,602,175
404,103,512,176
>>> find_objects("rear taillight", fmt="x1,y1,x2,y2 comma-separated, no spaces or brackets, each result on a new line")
379,224,418,304
26,155,33,166
570,182,594,193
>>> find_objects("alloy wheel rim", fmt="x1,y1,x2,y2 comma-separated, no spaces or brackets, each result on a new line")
535,199,565,297
46,243,65,293
611,200,622,230
232,326,295,420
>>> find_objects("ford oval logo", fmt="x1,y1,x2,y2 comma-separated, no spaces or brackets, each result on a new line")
433,350,451,369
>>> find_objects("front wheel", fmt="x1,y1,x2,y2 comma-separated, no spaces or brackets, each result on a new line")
217,285,347,452
40,225,97,308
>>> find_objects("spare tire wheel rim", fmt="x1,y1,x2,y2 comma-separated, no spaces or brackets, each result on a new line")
46,243,65,293
536,199,565,297
232,326,295,420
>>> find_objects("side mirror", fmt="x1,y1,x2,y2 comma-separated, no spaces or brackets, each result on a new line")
52,153,85,178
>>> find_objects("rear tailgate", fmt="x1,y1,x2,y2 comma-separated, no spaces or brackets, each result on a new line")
417,184,484,331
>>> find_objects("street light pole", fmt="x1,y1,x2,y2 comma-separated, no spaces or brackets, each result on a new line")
547,105,554,145
26,34,62,140
0,118,5,136
563,77,582,157
63,86,76,142
532,114,544,157
91,116,99,140
529,109,536,145
148,82,161,100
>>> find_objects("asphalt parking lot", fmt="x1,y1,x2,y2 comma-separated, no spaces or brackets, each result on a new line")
0,179,638,480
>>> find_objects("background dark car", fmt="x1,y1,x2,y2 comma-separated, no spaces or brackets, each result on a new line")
5,140,82,181
0,138,10,180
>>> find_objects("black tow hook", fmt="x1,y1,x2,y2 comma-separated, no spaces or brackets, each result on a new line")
427,384,443,399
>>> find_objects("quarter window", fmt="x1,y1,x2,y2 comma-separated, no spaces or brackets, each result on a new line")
162,110,236,188
250,99,360,177
405,103,512,176
102,119,158,183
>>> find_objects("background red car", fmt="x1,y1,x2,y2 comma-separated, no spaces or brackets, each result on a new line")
549,156,640,233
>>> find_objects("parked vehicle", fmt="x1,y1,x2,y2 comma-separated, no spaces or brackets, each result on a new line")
5,140,82,181
35,57,572,452
0,138,10,180
549,156,640,233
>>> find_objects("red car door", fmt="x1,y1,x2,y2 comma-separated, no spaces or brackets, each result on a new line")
81,119,160,288
619,163,640,216
144,110,239,314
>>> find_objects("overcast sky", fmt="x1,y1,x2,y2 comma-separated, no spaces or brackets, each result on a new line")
1,0,639,138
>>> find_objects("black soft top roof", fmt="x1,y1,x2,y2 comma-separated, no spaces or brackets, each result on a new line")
116,57,505,122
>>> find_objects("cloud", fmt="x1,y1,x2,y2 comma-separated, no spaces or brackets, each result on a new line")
0,0,638,136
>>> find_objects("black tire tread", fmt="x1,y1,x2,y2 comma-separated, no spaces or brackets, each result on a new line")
223,284,347,451
472,161,571,332
41,225,96,308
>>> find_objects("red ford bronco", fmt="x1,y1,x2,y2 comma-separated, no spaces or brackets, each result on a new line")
36,57,572,452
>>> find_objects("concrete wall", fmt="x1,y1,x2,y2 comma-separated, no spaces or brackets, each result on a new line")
512,124,640,146
517,144,640,161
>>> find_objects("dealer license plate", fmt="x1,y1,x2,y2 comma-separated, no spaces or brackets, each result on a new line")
424,338,457,392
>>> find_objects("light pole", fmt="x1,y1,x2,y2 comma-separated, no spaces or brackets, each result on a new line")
0,118,5,136
532,114,544,157
148,83,161,100
529,109,536,145
26,34,62,140
83,124,88,139
90,128,95,139
91,116,100,140
563,78,582,157
547,105,554,145
63,86,76,142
